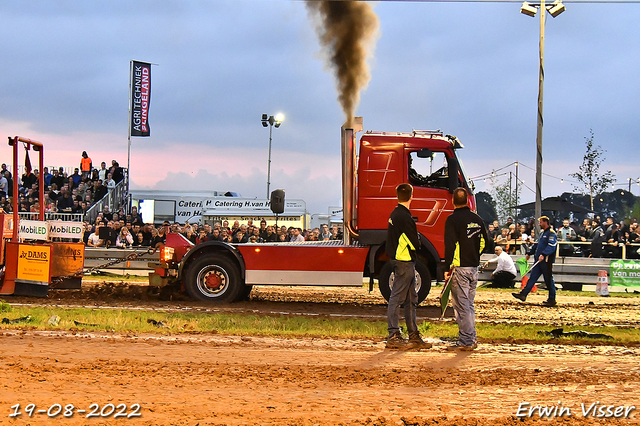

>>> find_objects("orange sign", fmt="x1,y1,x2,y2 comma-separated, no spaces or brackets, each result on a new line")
16,245,51,284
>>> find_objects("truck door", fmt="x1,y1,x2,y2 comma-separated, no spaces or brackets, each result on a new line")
406,150,458,258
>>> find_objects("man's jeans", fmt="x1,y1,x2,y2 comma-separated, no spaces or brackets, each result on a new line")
451,267,478,346
387,260,418,336
522,259,556,301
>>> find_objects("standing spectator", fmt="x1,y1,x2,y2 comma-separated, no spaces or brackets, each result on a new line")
111,160,124,184
51,169,64,190
0,172,7,199
43,167,53,188
384,183,430,350
71,168,82,187
444,187,488,351
513,216,558,307
290,228,305,242
4,171,13,198
320,224,331,241
558,218,577,256
97,162,108,181
264,225,277,242
80,151,92,178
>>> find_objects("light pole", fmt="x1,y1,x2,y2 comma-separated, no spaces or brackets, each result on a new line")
261,113,284,198
520,0,565,234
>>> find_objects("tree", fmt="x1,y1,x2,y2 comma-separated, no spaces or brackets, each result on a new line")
475,191,498,224
570,130,615,211
489,173,519,225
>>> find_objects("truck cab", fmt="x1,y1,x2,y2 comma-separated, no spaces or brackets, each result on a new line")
355,130,474,293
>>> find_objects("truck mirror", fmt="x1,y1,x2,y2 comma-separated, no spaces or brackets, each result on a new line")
416,148,433,159
447,157,459,193
270,189,285,214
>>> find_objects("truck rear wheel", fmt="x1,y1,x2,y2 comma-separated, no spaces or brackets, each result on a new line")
379,260,431,304
185,254,242,303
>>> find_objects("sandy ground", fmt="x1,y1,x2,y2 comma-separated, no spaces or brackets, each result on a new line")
2,283,640,425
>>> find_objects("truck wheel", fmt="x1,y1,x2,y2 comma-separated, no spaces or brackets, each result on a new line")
185,254,242,303
379,260,431,304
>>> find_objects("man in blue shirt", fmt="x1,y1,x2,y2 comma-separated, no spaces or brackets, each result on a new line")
513,216,558,307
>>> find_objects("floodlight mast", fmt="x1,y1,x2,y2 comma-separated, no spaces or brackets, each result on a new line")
261,113,284,198
520,0,564,235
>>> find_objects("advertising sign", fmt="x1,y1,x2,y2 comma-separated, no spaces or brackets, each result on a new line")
16,244,51,284
130,60,151,137
19,220,48,241
610,260,640,287
48,222,84,239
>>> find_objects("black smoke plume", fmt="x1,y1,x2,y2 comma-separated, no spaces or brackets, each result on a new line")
306,1,379,127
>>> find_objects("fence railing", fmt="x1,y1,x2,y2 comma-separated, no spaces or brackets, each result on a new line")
18,212,84,222
494,239,640,260
84,173,129,225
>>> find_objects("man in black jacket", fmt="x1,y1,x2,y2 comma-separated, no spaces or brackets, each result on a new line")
385,183,431,350
444,187,488,351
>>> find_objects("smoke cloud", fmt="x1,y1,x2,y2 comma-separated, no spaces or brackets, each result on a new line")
306,1,380,127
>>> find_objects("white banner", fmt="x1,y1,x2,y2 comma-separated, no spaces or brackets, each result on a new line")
19,220,49,241
48,221,84,239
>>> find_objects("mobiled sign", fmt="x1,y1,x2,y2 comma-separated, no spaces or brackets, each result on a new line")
19,220,84,240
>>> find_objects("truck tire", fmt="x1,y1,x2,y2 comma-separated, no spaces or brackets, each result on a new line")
185,254,242,303
379,260,431,304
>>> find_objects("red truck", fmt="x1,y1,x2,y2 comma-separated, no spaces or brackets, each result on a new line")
151,119,475,303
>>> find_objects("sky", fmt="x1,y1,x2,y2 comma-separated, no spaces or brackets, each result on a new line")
1,0,638,214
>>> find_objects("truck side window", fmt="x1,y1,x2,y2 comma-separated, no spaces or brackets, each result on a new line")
408,151,449,190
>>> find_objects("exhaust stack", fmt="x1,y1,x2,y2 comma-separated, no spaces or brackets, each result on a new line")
341,117,363,246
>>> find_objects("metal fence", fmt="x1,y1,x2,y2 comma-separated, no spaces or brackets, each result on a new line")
18,212,84,222
84,172,129,224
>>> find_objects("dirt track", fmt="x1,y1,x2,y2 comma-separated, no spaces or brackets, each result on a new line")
2,283,640,425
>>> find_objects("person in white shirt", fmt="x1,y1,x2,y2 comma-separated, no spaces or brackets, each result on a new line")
483,245,518,288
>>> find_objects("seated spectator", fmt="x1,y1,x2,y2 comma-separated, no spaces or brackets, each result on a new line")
133,232,147,247
116,227,134,249
92,180,108,202
483,246,518,288
87,222,104,247
494,228,510,246
57,187,74,211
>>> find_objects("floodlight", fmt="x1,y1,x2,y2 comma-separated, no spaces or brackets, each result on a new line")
547,0,566,18
520,2,538,17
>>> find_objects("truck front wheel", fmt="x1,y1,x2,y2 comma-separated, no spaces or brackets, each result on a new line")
379,260,431,304
185,254,242,303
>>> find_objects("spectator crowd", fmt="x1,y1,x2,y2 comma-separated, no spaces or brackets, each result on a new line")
82,213,345,250
485,216,640,259
0,151,125,216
